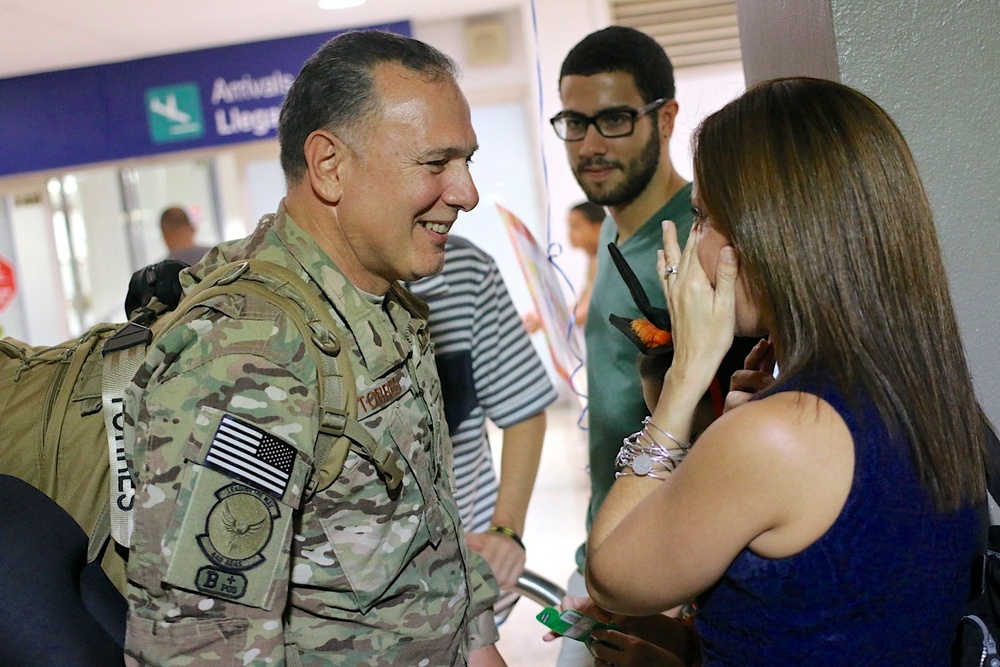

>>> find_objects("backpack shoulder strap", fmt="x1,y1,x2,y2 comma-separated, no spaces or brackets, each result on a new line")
93,259,406,560
156,260,402,497
97,261,266,549
232,261,404,497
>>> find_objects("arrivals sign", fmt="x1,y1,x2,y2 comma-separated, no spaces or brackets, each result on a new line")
0,22,410,178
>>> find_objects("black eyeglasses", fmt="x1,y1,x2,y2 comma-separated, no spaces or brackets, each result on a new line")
550,98,666,141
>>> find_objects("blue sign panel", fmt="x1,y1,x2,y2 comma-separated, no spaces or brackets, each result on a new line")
0,22,411,177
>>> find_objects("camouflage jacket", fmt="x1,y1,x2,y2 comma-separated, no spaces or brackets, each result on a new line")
123,202,499,666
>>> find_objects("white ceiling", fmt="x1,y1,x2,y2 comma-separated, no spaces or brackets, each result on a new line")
0,0,519,80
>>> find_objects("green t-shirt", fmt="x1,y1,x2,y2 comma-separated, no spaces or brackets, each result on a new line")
577,183,694,571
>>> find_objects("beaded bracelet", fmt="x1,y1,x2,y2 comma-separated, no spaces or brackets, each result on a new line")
487,525,525,551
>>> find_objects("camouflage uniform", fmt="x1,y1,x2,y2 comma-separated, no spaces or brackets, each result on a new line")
123,202,499,666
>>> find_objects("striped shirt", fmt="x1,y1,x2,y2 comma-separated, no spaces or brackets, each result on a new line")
408,236,558,532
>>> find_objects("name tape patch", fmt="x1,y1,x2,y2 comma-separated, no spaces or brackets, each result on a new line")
357,367,411,419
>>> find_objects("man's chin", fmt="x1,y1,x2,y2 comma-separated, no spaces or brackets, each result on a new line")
579,186,625,207
407,258,446,282
575,176,623,206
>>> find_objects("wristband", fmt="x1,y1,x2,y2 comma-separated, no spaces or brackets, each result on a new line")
487,525,525,551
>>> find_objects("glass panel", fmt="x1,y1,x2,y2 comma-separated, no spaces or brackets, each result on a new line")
244,158,285,227
130,159,221,267
460,101,544,310
0,184,70,344
64,169,135,328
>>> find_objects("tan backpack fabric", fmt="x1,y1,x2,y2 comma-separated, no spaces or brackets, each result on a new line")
0,260,398,593
0,323,125,585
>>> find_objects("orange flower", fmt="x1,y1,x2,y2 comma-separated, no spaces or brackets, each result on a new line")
631,319,671,348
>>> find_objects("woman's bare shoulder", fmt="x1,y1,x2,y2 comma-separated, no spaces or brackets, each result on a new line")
704,390,849,459
693,390,855,556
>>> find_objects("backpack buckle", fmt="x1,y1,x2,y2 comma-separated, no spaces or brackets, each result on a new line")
216,261,250,286
102,322,153,355
312,333,341,356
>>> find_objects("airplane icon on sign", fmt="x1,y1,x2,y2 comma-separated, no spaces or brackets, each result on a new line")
149,94,192,124
145,82,204,143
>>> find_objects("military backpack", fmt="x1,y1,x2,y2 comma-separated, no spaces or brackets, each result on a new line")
0,258,402,593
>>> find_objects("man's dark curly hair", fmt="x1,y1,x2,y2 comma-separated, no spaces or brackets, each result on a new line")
559,26,675,103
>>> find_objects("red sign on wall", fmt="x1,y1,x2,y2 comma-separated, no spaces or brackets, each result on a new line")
0,254,17,313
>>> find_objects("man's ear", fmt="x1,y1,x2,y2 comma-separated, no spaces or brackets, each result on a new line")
658,99,679,142
303,129,349,204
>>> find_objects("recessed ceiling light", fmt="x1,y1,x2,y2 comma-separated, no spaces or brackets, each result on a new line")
318,0,366,8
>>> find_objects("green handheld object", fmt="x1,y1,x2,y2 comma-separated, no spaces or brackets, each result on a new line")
536,606,618,644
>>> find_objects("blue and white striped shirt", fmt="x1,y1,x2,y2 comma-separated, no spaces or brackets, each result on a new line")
408,236,557,532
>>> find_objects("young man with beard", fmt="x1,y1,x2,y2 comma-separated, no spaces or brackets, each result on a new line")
548,26,694,666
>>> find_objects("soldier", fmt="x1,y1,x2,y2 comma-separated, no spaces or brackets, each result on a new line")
123,31,504,666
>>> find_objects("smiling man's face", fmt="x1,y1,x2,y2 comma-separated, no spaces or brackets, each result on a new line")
331,63,480,293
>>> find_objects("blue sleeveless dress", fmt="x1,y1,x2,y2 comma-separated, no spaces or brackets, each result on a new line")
694,375,978,665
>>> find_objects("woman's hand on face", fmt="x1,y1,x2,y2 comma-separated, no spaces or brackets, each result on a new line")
658,219,738,387
725,337,776,412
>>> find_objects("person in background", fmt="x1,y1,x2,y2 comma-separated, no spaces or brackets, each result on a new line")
523,200,604,335
587,77,985,665
124,30,505,666
158,205,211,266
407,234,557,622
566,201,605,327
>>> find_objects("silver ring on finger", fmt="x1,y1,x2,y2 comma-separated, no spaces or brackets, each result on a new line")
662,264,679,279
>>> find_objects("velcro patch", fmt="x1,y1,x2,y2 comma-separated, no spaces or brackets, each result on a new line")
197,483,278,571
164,468,292,610
205,414,295,498
356,367,411,419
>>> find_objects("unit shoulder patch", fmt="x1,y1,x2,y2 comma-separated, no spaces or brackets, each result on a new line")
197,482,279,571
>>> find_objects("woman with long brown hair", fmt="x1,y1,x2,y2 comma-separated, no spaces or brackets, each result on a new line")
585,77,987,665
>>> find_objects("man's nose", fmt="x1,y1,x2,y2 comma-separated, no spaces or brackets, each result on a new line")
577,123,608,156
444,164,479,212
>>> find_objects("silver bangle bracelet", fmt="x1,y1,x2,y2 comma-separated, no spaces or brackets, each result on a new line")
642,417,691,451
616,466,672,480
614,427,687,479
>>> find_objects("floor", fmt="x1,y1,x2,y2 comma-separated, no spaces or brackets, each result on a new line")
491,398,591,666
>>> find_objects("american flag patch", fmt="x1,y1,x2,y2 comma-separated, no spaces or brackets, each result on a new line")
205,415,296,497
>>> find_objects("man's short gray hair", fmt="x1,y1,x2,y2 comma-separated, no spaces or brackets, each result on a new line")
278,30,459,183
